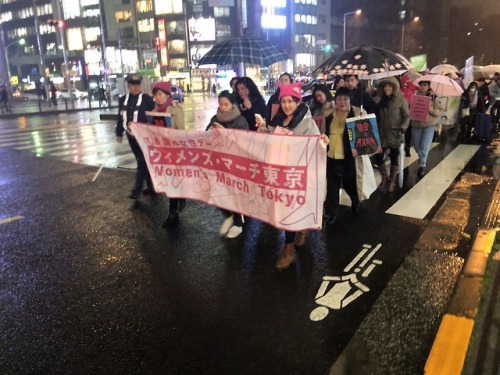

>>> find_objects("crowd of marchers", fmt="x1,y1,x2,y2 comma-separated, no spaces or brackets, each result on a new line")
115,69,500,270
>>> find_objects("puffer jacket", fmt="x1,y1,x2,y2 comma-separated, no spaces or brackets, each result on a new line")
376,76,410,148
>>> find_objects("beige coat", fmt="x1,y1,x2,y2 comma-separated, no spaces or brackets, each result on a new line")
166,101,185,130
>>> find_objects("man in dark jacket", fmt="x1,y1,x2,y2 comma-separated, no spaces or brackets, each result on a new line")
116,73,156,199
344,74,377,114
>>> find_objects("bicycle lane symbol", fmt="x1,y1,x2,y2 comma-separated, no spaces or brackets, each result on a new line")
310,243,383,321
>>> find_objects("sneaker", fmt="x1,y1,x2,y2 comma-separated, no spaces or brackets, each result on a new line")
226,225,243,239
417,167,425,178
219,216,234,236
128,192,139,199
142,187,156,195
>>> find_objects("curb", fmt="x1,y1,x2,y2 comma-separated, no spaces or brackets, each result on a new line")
0,105,118,119
424,180,500,374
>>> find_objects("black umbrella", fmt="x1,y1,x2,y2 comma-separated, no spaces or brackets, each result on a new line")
197,37,289,67
313,46,411,79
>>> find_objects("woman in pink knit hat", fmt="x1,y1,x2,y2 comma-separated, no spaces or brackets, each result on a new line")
256,82,329,270
151,81,187,227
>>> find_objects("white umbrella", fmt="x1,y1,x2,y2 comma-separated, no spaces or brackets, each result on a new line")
431,64,458,73
430,65,458,78
481,65,500,77
414,74,464,96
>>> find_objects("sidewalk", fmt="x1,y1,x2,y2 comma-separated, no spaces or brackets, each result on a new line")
425,180,500,375
0,98,118,118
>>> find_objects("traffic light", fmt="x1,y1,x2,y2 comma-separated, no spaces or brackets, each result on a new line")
48,20,65,28
323,44,332,53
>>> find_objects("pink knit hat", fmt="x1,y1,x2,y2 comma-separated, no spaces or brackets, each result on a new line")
152,81,171,94
278,82,303,100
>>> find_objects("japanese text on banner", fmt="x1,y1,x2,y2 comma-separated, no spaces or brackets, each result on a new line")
130,123,327,231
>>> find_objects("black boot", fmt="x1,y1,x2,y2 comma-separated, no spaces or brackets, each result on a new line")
162,211,179,227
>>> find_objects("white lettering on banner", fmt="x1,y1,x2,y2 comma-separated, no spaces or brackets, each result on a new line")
310,244,383,321
129,123,327,231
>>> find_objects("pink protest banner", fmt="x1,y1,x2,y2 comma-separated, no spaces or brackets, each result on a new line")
410,95,432,122
129,123,327,231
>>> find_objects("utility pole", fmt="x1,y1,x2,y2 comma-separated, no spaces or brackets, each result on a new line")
54,0,74,108
33,0,47,85
99,0,112,107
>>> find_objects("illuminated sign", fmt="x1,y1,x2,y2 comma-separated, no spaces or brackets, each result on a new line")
190,46,215,68
188,17,216,42
242,0,247,28
261,14,287,29
157,18,168,66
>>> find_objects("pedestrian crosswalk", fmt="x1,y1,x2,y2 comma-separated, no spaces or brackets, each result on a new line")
0,122,137,170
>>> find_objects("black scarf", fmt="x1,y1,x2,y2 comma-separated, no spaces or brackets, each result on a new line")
269,102,309,130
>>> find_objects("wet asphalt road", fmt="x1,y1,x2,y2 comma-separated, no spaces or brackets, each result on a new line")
0,107,496,374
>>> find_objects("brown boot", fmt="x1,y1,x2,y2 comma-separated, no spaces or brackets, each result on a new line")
378,164,389,189
276,243,296,269
387,165,399,193
295,230,309,247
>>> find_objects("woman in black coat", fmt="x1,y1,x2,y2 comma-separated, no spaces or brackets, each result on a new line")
234,77,268,131
206,90,249,239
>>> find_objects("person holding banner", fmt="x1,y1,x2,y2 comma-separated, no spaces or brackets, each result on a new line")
256,82,329,270
206,90,249,238
235,77,268,131
375,76,410,192
266,72,294,123
150,81,187,227
115,73,156,199
323,87,363,225
411,80,441,178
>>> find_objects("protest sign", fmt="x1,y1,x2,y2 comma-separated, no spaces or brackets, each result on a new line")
409,95,431,122
130,123,327,231
346,114,382,156
146,111,172,128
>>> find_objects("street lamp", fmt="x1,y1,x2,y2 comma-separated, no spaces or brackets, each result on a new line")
343,9,361,51
4,38,26,82
400,14,420,54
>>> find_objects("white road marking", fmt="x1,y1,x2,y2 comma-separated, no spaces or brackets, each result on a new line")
0,215,24,225
310,244,383,321
386,144,480,219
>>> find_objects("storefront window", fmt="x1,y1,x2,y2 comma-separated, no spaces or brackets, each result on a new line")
136,0,153,13
155,0,183,15
115,10,133,23
66,28,83,51
85,27,100,42
138,18,154,33
167,40,186,54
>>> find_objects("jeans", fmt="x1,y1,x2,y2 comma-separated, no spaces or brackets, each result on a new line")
412,126,436,167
